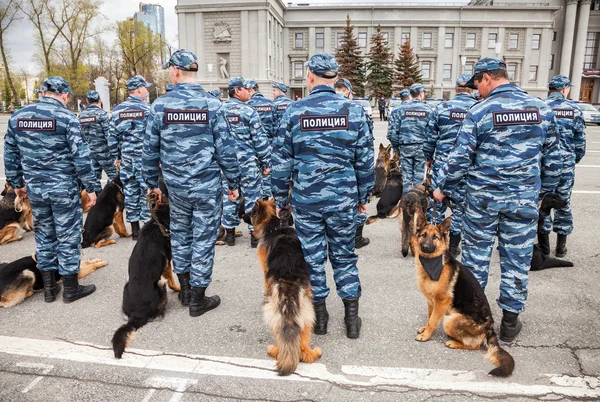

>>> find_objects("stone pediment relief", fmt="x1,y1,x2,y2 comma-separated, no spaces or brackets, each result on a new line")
213,22,232,43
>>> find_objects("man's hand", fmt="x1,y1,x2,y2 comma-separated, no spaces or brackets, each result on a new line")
15,187,27,200
86,192,97,208
114,160,121,169
426,160,432,169
147,187,162,205
262,167,270,176
433,188,445,203
276,205,292,219
358,204,367,214
228,189,239,202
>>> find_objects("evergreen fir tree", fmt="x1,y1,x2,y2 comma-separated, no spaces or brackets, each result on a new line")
366,25,394,98
335,15,366,97
394,39,422,89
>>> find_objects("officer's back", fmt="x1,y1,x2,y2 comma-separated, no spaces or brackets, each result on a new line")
79,93,109,149
396,95,432,145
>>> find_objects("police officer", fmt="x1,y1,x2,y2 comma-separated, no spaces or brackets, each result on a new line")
246,80,276,199
433,58,562,342
166,84,174,93
109,75,152,239
387,83,433,195
540,75,586,257
334,77,373,249
272,53,374,339
79,90,118,183
424,74,478,256
4,76,101,303
143,49,240,317
272,82,293,132
399,88,411,103
209,89,222,98
221,77,271,247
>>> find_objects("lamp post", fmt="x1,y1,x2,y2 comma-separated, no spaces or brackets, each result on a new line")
207,63,213,90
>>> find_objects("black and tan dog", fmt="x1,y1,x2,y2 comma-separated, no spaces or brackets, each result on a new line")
0,255,107,308
82,177,130,248
243,199,322,375
373,144,393,197
412,212,515,377
531,193,573,271
0,184,34,245
399,183,430,257
367,153,403,225
112,189,179,359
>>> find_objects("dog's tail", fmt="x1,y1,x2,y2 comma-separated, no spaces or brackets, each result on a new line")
366,213,386,225
484,322,515,377
540,257,574,270
112,317,148,359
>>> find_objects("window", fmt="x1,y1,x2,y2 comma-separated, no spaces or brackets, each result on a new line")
443,64,452,80
295,33,304,49
529,65,538,81
584,32,599,70
422,62,431,79
337,32,344,47
488,33,497,49
507,64,517,81
508,33,518,50
466,33,476,49
382,32,389,45
464,63,474,75
268,21,271,39
401,33,410,45
552,31,557,41
445,33,453,48
315,32,324,48
532,34,541,50
358,32,367,48
423,32,432,48
549,54,555,70
294,62,303,78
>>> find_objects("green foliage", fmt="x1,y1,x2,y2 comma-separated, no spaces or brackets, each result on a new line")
117,19,163,80
394,39,422,90
3,78,12,105
366,25,394,98
335,15,367,97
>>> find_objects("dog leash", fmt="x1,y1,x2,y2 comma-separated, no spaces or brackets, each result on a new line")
146,193,171,238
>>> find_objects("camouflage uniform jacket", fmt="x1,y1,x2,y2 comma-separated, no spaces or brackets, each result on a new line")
246,92,275,140
108,95,151,161
543,92,586,164
272,95,294,132
387,99,433,149
79,104,111,157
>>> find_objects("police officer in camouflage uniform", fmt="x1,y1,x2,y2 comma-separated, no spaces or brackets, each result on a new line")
166,84,174,93
143,49,240,317
209,89,222,99
399,88,411,103
433,58,562,342
272,53,374,339
79,90,117,183
109,75,152,239
4,76,101,303
425,74,478,256
272,82,293,131
539,75,586,257
221,77,271,247
246,80,276,199
387,83,433,195
334,77,373,249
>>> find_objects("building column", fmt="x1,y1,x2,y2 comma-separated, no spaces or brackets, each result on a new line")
538,28,553,87
241,11,249,77
570,0,592,99
257,10,268,81
560,0,579,76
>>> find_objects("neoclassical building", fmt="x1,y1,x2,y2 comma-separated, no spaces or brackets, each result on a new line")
176,0,600,102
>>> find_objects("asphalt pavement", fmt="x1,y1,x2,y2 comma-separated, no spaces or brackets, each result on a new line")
0,115,599,401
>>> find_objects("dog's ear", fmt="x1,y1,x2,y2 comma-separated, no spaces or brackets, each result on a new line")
379,143,384,151
386,144,392,152
415,211,427,233
438,216,452,236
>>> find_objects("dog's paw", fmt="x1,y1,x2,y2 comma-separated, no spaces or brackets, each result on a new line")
417,326,426,334
301,347,322,363
215,240,225,246
235,230,242,237
267,345,279,359
415,332,432,342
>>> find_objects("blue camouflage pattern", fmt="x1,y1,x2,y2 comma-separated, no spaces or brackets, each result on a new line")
304,52,339,78
540,92,587,235
41,76,72,94
436,83,562,313
79,104,118,182
209,89,221,98
409,83,425,95
4,96,101,275
272,83,288,93
143,82,240,288
272,84,374,301
465,57,507,88
548,74,574,90
86,90,100,102
125,75,152,91
399,89,410,98
228,77,245,90
166,84,174,93
163,49,198,71
247,91,276,198
272,94,294,134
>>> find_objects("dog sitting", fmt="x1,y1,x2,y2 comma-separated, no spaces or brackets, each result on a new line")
243,199,322,376
399,183,430,257
373,144,392,197
0,255,107,308
412,212,515,377
112,188,179,359
367,153,403,225
0,184,33,245
82,177,130,248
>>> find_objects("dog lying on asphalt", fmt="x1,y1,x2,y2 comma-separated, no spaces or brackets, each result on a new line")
0,184,33,245
399,183,430,257
367,153,402,225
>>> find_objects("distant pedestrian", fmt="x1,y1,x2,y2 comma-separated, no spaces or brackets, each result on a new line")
8,104,15,114
378,95,386,121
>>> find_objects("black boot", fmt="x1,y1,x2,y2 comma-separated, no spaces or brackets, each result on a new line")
189,287,221,317
177,273,192,306
62,275,96,303
355,224,370,249
343,298,362,339
537,233,550,256
250,232,258,248
313,300,329,335
41,271,61,303
131,222,140,240
556,234,568,258
225,228,236,246
448,234,461,257
500,310,522,342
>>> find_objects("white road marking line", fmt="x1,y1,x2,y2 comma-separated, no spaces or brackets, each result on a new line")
16,362,53,393
169,393,184,402
1,336,599,398
586,150,600,153
573,191,600,194
145,376,197,402
140,389,156,402
577,164,600,168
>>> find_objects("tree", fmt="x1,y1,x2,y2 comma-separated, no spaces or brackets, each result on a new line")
116,19,162,79
394,39,422,89
3,76,13,105
335,15,366,97
366,25,394,98
0,0,22,104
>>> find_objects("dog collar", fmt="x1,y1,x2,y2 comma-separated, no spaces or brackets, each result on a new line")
419,255,444,281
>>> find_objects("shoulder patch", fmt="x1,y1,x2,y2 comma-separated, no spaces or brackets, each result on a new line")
300,114,349,131
164,110,209,124
253,105,273,113
119,110,145,120
227,114,240,124
17,118,56,131
79,116,97,124
276,104,289,111
449,110,468,121
552,108,575,119
493,110,541,126
404,110,428,118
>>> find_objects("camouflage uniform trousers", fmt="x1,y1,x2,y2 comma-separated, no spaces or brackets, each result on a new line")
222,165,262,232
540,162,576,236
260,169,273,199
169,190,222,288
28,183,83,276
293,207,362,303
428,162,465,236
400,144,427,195
90,152,118,183
120,157,150,223
461,192,538,313
356,212,367,227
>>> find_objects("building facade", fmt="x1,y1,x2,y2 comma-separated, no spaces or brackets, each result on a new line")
176,0,600,102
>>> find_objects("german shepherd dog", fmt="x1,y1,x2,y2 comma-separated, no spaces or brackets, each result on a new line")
399,183,430,257
243,199,322,376
373,144,392,197
0,255,107,308
367,153,403,224
82,177,130,248
412,212,515,377
112,183,179,359
0,184,34,245
531,193,573,271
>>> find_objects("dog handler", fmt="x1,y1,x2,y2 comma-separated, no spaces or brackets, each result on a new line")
143,49,240,317
272,52,374,339
271,82,294,133
4,76,101,303
433,58,562,342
